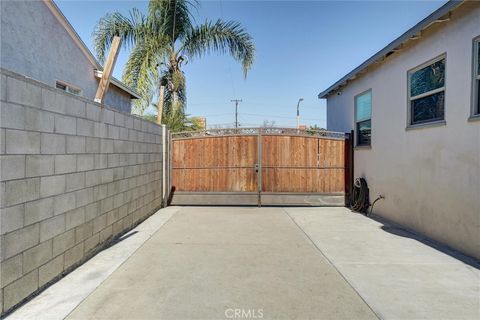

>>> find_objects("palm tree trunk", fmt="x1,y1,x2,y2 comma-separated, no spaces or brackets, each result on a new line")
173,91,179,112
157,85,165,124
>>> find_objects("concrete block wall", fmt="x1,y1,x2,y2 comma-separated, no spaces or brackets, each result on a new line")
0,68,167,314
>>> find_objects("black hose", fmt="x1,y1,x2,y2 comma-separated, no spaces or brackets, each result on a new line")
351,178,370,214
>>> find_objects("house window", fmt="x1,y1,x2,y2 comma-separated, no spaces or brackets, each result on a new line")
472,37,480,116
56,81,81,96
355,90,372,146
408,55,446,125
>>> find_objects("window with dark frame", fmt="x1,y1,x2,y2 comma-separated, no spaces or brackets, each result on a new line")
355,90,372,146
408,56,446,125
56,81,81,96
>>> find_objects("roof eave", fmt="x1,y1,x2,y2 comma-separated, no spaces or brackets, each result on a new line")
44,0,140,100
318,0,464,99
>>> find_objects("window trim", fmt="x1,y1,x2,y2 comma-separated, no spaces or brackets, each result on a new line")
55,80,82,96
406,53,447,129
354,89,372,147
470,36,480,121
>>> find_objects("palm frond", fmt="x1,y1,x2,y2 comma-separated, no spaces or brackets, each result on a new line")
148,0,198,44
92,8,147,62
182,19,255,77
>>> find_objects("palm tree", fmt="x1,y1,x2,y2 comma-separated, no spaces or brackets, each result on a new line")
93,0,255,127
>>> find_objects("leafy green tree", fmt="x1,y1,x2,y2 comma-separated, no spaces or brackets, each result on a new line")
93,0,255,129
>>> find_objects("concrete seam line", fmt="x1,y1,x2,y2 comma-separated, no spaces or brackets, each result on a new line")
62,207,181,320
281,208,383,320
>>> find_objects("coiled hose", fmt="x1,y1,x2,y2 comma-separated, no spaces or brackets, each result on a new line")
351,178,370,213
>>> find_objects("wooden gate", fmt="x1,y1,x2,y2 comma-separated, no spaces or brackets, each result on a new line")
170,128,351,206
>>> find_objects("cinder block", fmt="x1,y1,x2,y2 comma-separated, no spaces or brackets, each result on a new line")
54,114,76,135
65,172,85,192
4,178,40,207
85,103,101,122
85,137,100,154
5,130,40,154
42,89,65,114
7,77,41,107
0,102,25,129
99,197,114,215
84,202,99,221
40,175,65,198
77,154,94,171
64,242,84,269
66,136,85,154
65,97,85,118
53,192,76,215
84,170,100,188
40,133,66,154
100,168,114,184
1,254,23,287
1,155,25,181
99,225,113,242
1,74,6,101
124,116,134,129
103,109,114,124
84,233,100,253
133,118,142,130
65,207,85,230
114,112,125,127
39,214,65,242
75,188,93,207
94,122,107,138
112,219,123,235
3,224,39,259
112,167,124,181
94,154,108,169
92,214,107,234
39,254,64,287
1,128,5,155
52,229,75,256
100,139,113,154
76,118,94,137
3,270,38,311
0,204,24,235
107,154,119,167
54,155,76,174
119,127,128,140
75,221,93,244
25,197,54,225
113,193,124,209
106,208,119,226
107,125,120,139
23,240,52,273
25,108,54,132
25,155,54,177
93,184,108,201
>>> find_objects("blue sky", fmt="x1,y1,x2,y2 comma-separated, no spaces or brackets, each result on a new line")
57,0,447,128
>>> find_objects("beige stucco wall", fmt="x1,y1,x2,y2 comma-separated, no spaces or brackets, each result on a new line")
325,2,480,258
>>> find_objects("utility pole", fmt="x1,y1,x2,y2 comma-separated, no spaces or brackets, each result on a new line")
296,98,304,129
231,99,242,128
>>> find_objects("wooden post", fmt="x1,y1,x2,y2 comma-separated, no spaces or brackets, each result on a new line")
94,36,121,104
157,85,165,124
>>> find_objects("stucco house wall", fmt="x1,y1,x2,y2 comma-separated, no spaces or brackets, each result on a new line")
0,0,133,113
325,2,480,258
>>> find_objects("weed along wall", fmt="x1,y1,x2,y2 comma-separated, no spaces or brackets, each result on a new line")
0,68,168,314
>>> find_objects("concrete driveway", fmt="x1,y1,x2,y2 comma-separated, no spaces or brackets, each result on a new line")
9,207,479,320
